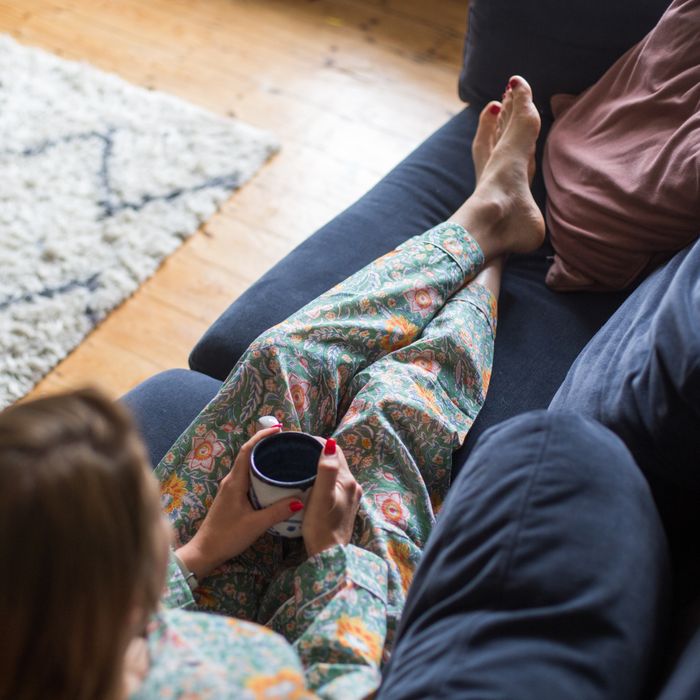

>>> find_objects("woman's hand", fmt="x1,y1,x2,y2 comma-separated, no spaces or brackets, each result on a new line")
176,426,301,580
302,438,363,558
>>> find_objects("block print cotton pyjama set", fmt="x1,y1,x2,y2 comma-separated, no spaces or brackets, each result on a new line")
146,222,497,697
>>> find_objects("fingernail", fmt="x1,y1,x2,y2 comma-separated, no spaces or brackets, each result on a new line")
290,500,304,512
273,423,283,429
508,77,520,89
489,103,501,115
324,437,337,455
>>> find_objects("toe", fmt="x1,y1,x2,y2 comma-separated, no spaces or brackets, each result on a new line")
474,101,501,152
484,100,502,118
505,75,541,137
498,89,513,137
507,75,534,104
473,101,502,179
477,100,502,133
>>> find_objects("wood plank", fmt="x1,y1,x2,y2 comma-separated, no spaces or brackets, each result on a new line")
190,214,298,280
25,336,164,401
6,0,458,133
2,0,468,403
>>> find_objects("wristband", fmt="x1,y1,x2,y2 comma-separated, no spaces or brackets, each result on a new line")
172,552,199,592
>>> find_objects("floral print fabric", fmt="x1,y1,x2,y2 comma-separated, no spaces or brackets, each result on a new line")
146,222,496,698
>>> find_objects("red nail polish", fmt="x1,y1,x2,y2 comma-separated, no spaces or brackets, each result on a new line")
489,104,501,115
509,77,520,89
324,438,337,455
274,423,283,429
290,500,304,512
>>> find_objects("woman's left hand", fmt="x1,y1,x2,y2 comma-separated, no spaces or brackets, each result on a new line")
175,426,301,580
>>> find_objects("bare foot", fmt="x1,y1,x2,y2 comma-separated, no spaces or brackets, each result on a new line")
451,75,545,258
471,100,505,300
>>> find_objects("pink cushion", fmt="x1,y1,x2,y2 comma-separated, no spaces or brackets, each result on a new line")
543,0,700,291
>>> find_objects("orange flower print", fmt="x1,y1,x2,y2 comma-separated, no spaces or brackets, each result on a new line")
442,235,464,257
387,539,415,594
160,473,187,514
374,491,409,529
412,350,440,375
343,400,364,422
246,668,311,699
227,618,276,639
487,293,498,325
404,285,440,317
481,366,492,395
381,316,419,352
195,587,217,610
376,248,400,264
187,430,226,473
430,490,445,515
336,615,383,664
415,384,441,416
288,373,311,417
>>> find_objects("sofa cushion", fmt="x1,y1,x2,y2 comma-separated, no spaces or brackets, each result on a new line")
121,368,221,469
190,106,629,469
543,0,700,291
549,239,700,602
381,412,670,700
458,0,670,118
549,238,700,491
656,620,700,700
458,258,627,463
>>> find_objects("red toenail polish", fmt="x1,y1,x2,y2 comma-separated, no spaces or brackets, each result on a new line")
509,77,520,88
324,438,337,455
290,500,304,513
489,104,501,115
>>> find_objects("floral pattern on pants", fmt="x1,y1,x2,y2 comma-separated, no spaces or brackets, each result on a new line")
153,222,496,694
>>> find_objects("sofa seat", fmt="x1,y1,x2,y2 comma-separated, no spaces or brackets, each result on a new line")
125,106,628,472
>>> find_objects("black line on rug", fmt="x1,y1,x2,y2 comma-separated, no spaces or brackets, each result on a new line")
0,273,102,312
3,128,242,220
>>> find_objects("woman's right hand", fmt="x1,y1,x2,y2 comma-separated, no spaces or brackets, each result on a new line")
302,438,363,558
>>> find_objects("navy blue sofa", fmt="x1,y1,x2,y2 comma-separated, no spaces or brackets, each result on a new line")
124,0,700,696
124,0,669,474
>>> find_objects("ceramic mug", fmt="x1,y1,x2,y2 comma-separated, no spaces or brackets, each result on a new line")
249,428,322,538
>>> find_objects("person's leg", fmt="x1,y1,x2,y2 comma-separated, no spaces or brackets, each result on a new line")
156,216,491,616
319,276,498,655
378,411,671,700
155,77,544,617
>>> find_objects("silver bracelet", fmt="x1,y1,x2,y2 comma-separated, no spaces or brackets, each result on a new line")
173,552,199,592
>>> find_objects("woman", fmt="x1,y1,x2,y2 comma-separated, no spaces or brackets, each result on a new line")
0,76,544,699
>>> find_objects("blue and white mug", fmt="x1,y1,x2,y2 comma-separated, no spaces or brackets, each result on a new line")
249,428,321,538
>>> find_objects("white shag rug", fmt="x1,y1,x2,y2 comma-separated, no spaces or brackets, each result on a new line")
0,35,279,408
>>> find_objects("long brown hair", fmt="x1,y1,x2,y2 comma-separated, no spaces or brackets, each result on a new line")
0,388,164,700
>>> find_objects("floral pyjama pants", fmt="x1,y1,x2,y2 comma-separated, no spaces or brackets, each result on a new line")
155,221,497,657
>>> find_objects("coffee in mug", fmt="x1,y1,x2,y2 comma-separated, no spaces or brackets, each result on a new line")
249,431,321,538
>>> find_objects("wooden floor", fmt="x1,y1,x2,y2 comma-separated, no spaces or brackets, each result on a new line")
2,0,468,402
